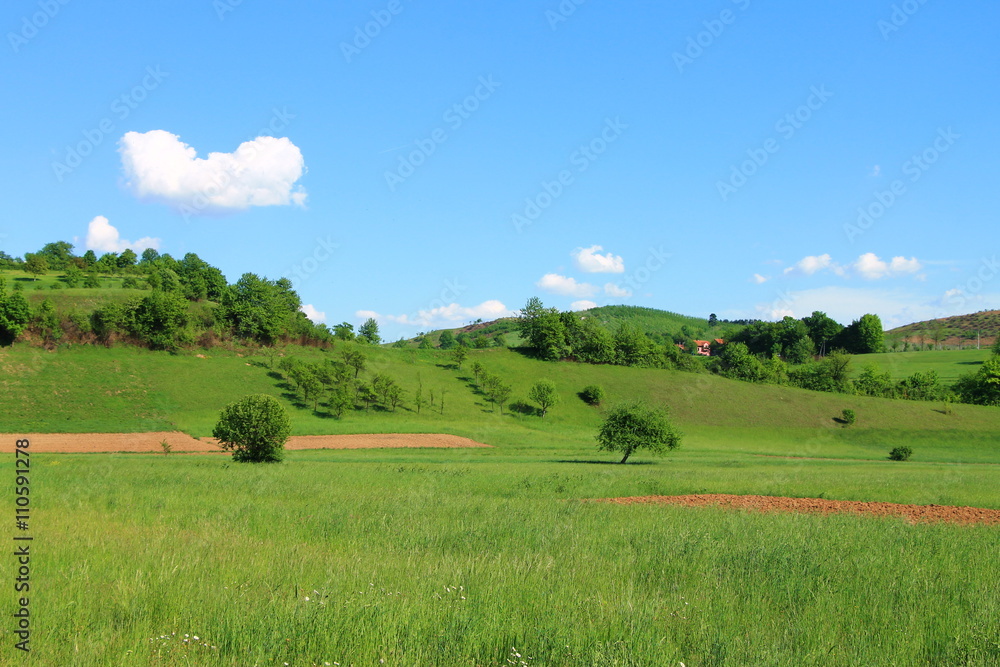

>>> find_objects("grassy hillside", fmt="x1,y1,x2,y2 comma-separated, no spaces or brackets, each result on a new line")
850,348,992,383
887,309,1000,348
4,342,999,463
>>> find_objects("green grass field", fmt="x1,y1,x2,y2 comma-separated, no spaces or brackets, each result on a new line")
852,348,992,383
2,342,999,664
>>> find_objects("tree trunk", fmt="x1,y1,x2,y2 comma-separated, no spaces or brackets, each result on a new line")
620,452,630,464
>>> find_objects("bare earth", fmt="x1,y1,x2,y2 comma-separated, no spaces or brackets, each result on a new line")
1,432,490,454
595,494,1000,526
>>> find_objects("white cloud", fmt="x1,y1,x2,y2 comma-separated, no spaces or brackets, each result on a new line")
604,282,632,298
536,273,598,298
784,253,837,276
300,304,326,323
572,245,625,273
752,273,770,284
750,285,997,329
853,253,922,280
570,300,597,311
357,300,516,329
118,130,307,213
84,216,161,253
871,165,881,177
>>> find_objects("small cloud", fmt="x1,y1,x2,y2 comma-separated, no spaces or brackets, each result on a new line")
536,273,598,298
870,165,881,177
84,216,160,253
853,253,922,280
358,300,515,329
118,130,307,214
570,300,597,311
784,254,837,277
604,283,632,298
752,273,770,284
572,245,625,273
300,304,326,323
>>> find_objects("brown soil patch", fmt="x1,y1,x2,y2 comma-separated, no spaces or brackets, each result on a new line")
1,432,490,454
595,494,1000,525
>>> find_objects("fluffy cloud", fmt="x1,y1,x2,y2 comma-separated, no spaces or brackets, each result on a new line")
118,130,307,213
603,283,632,298
570,300,597,311
536,273,598,298
853,253,923,280
752,273,770,284
783,253,837,277
84,216,160,253
781,252,923,281
750,285,994,329
357,300,515,329
299,304,326,323
572,245,625,273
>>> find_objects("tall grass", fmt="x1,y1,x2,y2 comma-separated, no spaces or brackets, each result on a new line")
8,451,997,665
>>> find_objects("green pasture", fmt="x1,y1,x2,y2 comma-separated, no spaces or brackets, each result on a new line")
852,348,992,383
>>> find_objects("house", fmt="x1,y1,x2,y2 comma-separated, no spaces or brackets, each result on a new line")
692,339,725,356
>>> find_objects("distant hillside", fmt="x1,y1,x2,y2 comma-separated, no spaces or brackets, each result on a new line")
886,310,1000,349
403,304,739,349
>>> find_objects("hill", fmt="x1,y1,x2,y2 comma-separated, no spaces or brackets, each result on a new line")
886,310,1000,349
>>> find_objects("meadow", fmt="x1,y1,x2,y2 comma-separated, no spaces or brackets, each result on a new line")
2,342,999,664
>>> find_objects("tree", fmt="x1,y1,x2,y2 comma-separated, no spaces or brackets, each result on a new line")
452,345,468,370
0,279,31,345
218,273,301,344
23,253,48,281
527,379,559,417
580,384,605,406
38,241,75,269
437,330,456,349
63,264,83,288
992,338,1000,356
470,361,485,385
358,317,381,345
517,297,568,360
709,313,718,326
333,322,355,341
596,401,682,464
212,394,291,463
342,349,367,378
802,311,843,356
140,248,160,265
82,250,97,267
118,249,138,269
493,382,512,415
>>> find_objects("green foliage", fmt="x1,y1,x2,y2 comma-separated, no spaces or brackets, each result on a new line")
437,330,455,349
527,379,559,417
841,409,856,426
854,364,893,397
580,384,606,406
83,271,102,289
23,253,49,280
802,311,843,356
0,278,31,345
888,446,912,461
358,317,381,345
334,322,355,341
517,297,569,361
954,355,1000,406
218,273,302,344
212,394,290,462
451,345,468,369
993,338,1000,355
596,400,681,463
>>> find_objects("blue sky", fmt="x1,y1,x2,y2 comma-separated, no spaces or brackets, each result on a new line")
2,0,998,340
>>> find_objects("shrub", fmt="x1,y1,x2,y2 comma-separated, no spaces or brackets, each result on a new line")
212,394,291,463
841,409,856,426
580,384,605,406
888,446,912,461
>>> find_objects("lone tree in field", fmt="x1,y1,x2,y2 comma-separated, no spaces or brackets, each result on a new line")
527,379,559,417
596,401,681,464
213,394,291,463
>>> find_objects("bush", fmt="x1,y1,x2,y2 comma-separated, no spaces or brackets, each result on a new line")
596,401,681,464
841,409,856,426
212,394,291,463
888,446,912,461
580,384,605,406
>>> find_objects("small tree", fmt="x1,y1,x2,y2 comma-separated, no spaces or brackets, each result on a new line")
527,379,559,417
493,381,512,415
358,317,381,345
452,345,468,370
342,349,367,378
23,254,48,281
596,401,681,464
212,394,291,463
841,408,857,426
438,330,456,349
470,361,485,385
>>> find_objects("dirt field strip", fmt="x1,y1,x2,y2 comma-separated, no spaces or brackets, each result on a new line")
1,432,491,454
595,494,1000,526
